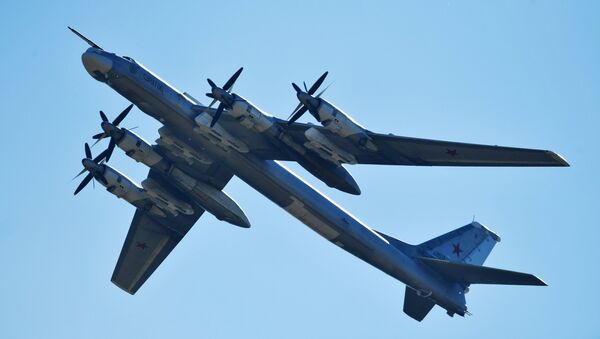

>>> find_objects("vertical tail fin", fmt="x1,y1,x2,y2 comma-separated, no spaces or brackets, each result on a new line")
417,221,500,266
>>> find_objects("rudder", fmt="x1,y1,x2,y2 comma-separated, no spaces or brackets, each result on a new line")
417,221,500,266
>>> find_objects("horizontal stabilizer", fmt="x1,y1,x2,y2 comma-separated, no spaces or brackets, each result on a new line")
419,257,547,286
404,286,436,321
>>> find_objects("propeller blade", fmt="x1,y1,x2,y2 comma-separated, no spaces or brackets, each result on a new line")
68,27,103,50
208,98,218,108
303,81,308,92
72,168,87,181
315,82,332,98
92,132,106,140
307,71,328,95
290,102,303,116
105,138,116,162
99,110,108,123
74,173,94,195
210,103,225,127
207,78,217,89
292,83,302,93
91,138,103,148
222,67,243,91
206,93,216,99
288,106,308,124
93,149,108,163
112,104,133,126
85,143,92,159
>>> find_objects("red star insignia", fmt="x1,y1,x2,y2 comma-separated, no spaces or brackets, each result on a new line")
452,243,462,257
136,242,148,250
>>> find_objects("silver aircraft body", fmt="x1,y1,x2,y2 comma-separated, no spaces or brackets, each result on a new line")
69,28,568,321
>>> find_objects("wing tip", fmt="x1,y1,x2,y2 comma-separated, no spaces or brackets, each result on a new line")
533,275,548,287
111,277,137,295
518,273,548,286
547,151,570,167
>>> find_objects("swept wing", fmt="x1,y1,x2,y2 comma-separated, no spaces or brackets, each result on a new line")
273,122,569,167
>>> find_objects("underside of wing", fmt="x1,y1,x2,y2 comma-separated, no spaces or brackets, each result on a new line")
363,133,569,167
111,164,236,294
111,207,204,294
268,121,569,167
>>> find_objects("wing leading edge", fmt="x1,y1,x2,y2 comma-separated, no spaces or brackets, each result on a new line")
111,207,204,294
259,122,569,167
111,163,234,294
361,132,569,167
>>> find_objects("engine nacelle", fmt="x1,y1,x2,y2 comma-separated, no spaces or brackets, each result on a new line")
316,101,378,152
141,178,195,217
169,167,251,228
97,165,174,218
228,96,275,133
117,129,164,167
193,113,249,153
304,127,357,165
102,165,147,202
157,127,214,166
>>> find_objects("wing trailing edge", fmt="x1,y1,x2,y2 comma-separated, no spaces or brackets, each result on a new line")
418,257,547,286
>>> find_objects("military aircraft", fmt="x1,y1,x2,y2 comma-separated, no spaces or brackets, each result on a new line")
68,27,568,321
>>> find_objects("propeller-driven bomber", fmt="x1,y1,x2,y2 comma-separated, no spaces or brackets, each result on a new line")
69,27,568,321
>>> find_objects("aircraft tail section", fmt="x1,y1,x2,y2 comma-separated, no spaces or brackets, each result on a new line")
395,221,546,321
417,221,500,265
415,221,545,285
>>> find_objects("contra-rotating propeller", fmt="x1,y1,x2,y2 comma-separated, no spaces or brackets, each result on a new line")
205,67,243,127
288,71,330,124
91,104,134,162
73,143,109,195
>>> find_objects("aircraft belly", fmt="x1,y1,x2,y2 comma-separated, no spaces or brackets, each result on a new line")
213,152,419,278
110,75,195,124
147,119,435,291
283,197,340,240
106,68,458,306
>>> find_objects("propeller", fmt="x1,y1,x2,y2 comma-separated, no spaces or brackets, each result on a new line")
91,104,133,162
205,67,243,127
288,71,329,124
73,143,109,195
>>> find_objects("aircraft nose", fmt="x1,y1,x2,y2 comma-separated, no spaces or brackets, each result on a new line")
81,49,113,80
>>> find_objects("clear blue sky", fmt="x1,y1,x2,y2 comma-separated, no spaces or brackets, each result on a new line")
1,1,598,338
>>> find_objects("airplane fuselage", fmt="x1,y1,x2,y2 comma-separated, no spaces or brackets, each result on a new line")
80,48,467,316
